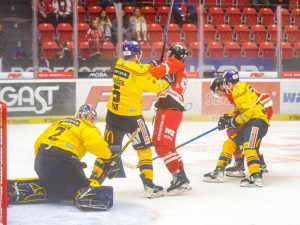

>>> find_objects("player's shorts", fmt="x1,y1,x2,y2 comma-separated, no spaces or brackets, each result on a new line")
231,118,268,151
105,110,153,150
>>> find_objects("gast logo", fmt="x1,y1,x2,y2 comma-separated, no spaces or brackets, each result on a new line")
0,85,60,114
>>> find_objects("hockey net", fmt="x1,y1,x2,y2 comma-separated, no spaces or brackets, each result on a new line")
0,102,7,225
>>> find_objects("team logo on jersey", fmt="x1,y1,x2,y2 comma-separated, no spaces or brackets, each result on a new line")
62,118,80,127
114,68,129,79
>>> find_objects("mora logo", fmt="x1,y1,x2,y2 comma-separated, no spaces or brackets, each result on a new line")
283,93,300,103
85,87,157,110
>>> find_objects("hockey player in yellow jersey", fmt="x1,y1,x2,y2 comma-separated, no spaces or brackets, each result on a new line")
31,104,120,209
203,70,269,187
91,41,174,198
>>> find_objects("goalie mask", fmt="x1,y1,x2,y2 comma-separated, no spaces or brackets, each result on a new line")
122,41,142,62
168,44,189,63
76,104,98,124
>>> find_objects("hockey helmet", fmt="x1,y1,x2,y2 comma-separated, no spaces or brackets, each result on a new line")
210,77,224,96
76,104,97,124
222,70,239,88
122,41,142,57
168,44,189,62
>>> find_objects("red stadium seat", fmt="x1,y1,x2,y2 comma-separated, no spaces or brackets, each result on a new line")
57,23,73,42
204,0,217,7
217,24,233,43
152,41,164,58
226,7,242,25
225,41,241,58
235,24,250,43
182,24,198,43
259,8,274,25
275,8,290,26
243,42,259,58
281,42,293,59
84,0,97,8
289,0,298,9
154,0,167,8
220,0,233,8
292,9,300,26
106,6,116,21
42,42,59,59
38,23,55,43
190,42,203,58
158,6,172,26
294,42,300,58
268,24,283,42
101,41,115,58
236,0,249,8
148,24,163,42
207,41,223,58
285,25,300,42
243,8,258,25
252,24,267,43
141,6,156,24
67,41,74,58
78,23,90,42
80,41,92,59
124,6,135,18
260,42,275,58
77,6,86,24
209,7,225,25
167,23,181,42
204,24,216,43
139,41,152,58
88,6,101,24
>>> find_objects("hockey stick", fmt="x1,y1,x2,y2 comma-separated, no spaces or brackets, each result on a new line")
160,0,175,61
122,126,218,169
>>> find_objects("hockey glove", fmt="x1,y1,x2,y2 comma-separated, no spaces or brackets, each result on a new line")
149,59,162,66
162,73,176,84
225,116,239,130
218,114,229,130
103,163,121,179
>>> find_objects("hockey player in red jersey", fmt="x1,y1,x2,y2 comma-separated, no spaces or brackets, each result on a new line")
149,44,192,195
209,75,273,177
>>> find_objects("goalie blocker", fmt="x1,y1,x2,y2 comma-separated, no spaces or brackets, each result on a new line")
7,178,114,210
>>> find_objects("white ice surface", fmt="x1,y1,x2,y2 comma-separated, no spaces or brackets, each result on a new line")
7,121,300,225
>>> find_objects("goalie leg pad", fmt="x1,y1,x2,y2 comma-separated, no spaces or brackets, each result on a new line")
75,186,113,210
7,178,48,204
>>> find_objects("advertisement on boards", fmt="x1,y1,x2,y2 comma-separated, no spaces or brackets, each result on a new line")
0,81,76,117
280,80,300,114
281,71,300,78
202,80,280,115
0,72,34,79
38,72,74,78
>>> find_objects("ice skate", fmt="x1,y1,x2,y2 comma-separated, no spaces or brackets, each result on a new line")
240,172,263,187
139,174,164,198
259,154,268,173
167,169,192,196
203,166,224,183
225,155,246,177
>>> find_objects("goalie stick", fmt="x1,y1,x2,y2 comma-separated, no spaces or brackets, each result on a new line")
160,0,175,61
122,127,218,169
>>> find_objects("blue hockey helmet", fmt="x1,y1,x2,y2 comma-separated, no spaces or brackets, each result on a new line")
222,70,239,87
122,41,142,57
76,104,97,124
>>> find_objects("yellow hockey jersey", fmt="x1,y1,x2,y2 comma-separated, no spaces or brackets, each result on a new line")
34,118,111,160
107,58,169,116
232,82,270,126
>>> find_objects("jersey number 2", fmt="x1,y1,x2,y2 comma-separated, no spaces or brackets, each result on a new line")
49,127,65,141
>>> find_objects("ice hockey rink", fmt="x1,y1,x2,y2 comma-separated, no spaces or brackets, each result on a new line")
7,120,300,225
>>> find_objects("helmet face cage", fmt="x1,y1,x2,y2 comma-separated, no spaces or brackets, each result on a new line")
169,44,189,62
210,77,224,98
76,104,97,124
122,41,141,57
222,70,239,90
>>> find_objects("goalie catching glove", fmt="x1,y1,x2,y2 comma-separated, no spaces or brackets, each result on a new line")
218,114,239,130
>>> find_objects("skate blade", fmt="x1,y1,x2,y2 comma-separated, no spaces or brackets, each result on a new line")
225,171,246,178
145,188,164,198
203,177,224,183
77,199,110,210
240,181,263,188
167,184,192,196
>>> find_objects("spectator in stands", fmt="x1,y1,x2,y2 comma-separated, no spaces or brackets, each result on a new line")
57,41,71,59
250,0,271,12
0,24,5,58
129,7,148,41
53,0,73,25
86,18,105,58
111,9,132,44
37,0,56,26
12,41,31,59
99,10,112,42
173,0,198,28
270,0,289,11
